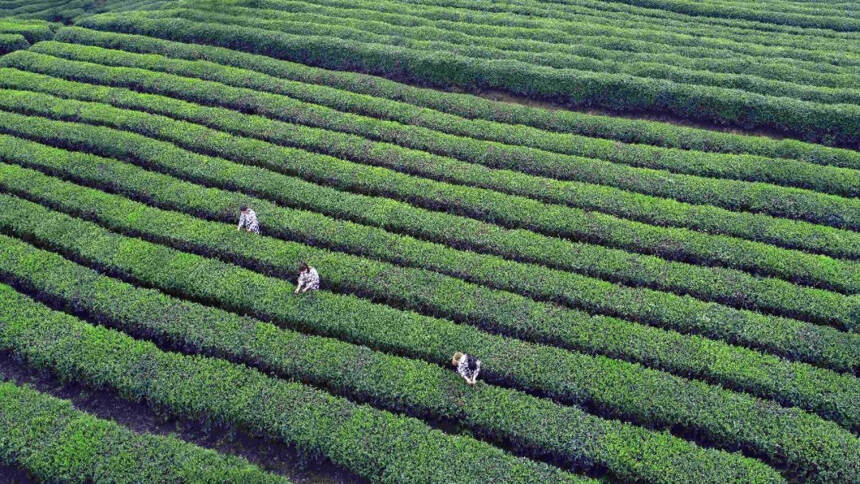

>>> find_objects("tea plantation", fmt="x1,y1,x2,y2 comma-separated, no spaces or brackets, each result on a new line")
0,0,857,482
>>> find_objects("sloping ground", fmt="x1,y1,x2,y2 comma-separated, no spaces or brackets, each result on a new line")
0,1,857,483
0,0,170,23
71,0,860,146
0,19,56,54
0,381,289,483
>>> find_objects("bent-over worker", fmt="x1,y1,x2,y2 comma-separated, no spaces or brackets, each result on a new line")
295,262,320,293
452,352,481,385
237,205,259,234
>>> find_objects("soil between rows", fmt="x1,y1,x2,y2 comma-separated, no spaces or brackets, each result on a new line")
0,351,366,484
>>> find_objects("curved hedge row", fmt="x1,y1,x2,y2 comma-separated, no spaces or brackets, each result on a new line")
320,2,856,86
152,4,860,71
150,6,860,80
521,0,860,39
73,14,860,146
14,49,855,223
106,5,860,90
10,54,858,261
272,0,859,55
0,132,852,384
0,19,54,43
0,33,27,54
396,0,859,34
356,0,860,37
0,0,58,16
54,27,860,169
0,236,783,483
3,158,856,428
1,89,855,298
262,0,860,50
114,0,170,11
4,0,89,23
1,102,856,337
587,0,860,31
245,7,860,75
0,284,586,484
0,0,48,6
138,6,860,86
9,63,844,239
1,101,855,325
15,46,860,204
1,0,164,21
285,0,860,51
0,382,288,484
0,195,857,483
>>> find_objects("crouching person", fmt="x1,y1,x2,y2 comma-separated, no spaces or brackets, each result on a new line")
295,262,320,294
237,205,259,234
452,352,481,385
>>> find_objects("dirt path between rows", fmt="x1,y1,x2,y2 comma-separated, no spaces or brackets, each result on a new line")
0,351,366,484
464,88,791,141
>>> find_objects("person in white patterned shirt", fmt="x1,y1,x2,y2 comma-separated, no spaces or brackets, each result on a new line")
237,205,259,233
452,352,481,385
295,262,320,293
